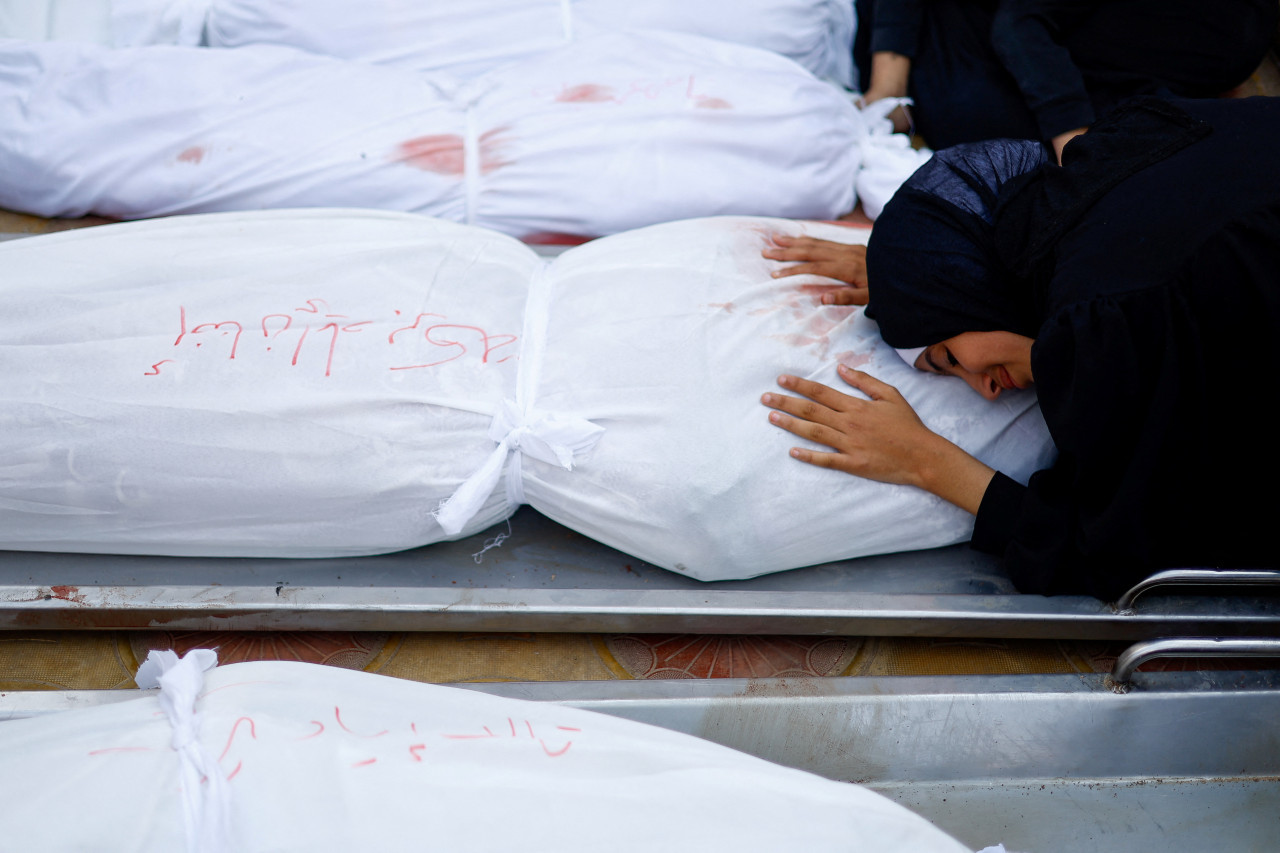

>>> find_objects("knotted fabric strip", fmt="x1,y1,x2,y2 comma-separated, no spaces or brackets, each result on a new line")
135,648,230,853
434,261,605,535
434,400,604,534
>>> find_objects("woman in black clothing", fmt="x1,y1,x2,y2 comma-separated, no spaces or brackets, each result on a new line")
857,0,1277,155
761,95,1280,598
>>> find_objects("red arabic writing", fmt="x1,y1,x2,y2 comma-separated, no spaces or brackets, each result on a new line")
148,300,518,378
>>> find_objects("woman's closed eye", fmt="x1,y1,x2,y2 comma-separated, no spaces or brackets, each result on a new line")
921,345,950,374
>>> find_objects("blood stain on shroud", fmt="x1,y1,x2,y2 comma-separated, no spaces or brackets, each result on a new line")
555,84,616,103
394,135,467,175
834,350,873,369
394,129,514,176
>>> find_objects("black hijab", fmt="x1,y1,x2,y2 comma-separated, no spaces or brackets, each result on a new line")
866,99,1214,351
865,140,1048,348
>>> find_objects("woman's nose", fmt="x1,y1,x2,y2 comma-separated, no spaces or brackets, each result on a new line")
963,370,1001,401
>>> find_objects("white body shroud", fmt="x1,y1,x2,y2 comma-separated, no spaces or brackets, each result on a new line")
0,211,1054,580
2,0,857,86
0,30,926,236
0,656,970,852
120,0,858,87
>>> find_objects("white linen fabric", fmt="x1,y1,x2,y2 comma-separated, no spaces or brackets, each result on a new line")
522,217,1053,579
107,0,857,86
0,210,1055,579
0,210,528,556
0,31,866,236
0,0,114,43
0,658,971,852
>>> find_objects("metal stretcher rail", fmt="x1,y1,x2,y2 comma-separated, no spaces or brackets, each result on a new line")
3,508,1279,638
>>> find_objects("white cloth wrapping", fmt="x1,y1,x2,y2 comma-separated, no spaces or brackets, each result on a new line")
0,0,114,43
0,210,529,556
0,210,1054,579
0,659,970,852
854,98,935,220
107,0,857,87
520,217,1052,579
0,31,869,236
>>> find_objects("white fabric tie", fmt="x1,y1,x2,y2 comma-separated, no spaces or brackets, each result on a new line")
135,649,229,853
434,399,604,535
425,77,493,226
434,261,604,536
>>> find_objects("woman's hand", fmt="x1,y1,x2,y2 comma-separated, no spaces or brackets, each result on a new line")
761,365,997,514
762,236,868,305
860,51,913,134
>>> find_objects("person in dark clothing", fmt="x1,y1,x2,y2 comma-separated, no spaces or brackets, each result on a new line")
761,95,1280,599
857,0,1277,156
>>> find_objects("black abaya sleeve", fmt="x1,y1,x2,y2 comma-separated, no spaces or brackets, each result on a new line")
989,0,1102,139
868,0,924,58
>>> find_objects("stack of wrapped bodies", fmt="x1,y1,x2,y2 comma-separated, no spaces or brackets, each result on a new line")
4,0,857,85
0,0,928,234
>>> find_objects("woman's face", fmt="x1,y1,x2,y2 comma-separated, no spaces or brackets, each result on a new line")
914,331,1035,400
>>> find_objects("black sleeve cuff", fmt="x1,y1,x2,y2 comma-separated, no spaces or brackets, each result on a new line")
971,471,1027,556
1033,98,1096,141
868,0,923,59
869,24,919,58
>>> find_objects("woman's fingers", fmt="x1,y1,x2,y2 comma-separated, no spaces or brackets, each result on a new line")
763,236,864,261
821,286,868,306
835,364,899,401
760,392,848,439
787,446,843,469
761,369,937,486
773,373,862,411
765,369,899,411
769,263,864,286
762,236,868,287
766,409,851,452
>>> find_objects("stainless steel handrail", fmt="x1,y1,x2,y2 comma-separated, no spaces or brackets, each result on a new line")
1109,637,1280,688
1115,569,1280,612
